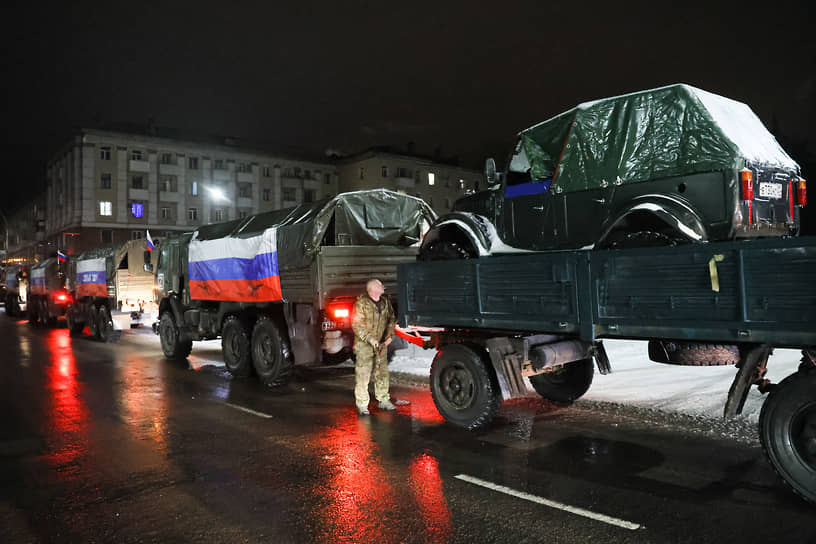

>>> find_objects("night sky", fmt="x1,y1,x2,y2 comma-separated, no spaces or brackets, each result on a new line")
3,0,814,229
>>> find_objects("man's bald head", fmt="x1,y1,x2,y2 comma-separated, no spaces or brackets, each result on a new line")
366,279,384,301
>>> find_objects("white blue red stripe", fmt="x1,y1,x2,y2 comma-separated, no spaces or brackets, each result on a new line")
146,230,155,251
188,227,282,302
31,268,46,295
57,250,67,262
76,258,108,297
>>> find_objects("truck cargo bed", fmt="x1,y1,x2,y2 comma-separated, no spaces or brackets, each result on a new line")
398,236,816,347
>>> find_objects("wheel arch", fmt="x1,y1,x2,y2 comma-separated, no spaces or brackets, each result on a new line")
598,195,708,247
421,213,494,257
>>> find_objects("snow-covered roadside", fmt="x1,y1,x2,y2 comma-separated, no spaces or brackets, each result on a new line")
388,339,803,424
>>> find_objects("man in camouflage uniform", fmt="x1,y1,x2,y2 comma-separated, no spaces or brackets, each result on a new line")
352,278,398,416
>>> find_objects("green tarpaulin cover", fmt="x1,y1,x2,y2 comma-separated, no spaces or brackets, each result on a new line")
520,84,798,192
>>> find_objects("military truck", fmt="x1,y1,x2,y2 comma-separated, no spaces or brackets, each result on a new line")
27,258,70,326
3,264,29,317
64,239,159,341
419,84,805,259
153,189,435,386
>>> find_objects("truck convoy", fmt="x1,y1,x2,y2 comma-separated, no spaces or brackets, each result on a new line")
153,189,435,386
27,257,70,326
64,239,159,340
396,85,815,504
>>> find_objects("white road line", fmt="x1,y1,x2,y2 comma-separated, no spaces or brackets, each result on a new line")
454,474,642,531
224,403,274,419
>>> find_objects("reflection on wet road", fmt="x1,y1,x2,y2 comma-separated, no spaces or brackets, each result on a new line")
1,314,815,543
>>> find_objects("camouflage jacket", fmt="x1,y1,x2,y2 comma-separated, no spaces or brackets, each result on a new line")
352,293,396,348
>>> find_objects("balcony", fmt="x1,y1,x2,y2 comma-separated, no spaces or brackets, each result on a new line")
212,169,232,183
236,171,254,183
158,162,182,176
129,159,151,173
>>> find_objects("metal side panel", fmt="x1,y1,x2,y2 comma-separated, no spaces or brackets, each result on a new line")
279,263,316,305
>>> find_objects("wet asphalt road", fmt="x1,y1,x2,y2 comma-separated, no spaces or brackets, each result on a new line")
0,311,814,543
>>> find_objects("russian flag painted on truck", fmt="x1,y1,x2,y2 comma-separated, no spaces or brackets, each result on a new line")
77,258,108,297
31,268,47,295
188,227,282,302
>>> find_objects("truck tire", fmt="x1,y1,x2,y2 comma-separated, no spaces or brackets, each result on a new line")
251,317,294,387
528,358,594,404
430,344,500,430
88,304,101,339
97,305,114,342
759,367,816,505
649,341,740,366
27,299,38,325
222,316,253,378
419,240,473,261
66,305,84,336
159,312,192,360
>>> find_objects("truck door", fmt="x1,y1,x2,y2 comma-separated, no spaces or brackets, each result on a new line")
501,142,562,250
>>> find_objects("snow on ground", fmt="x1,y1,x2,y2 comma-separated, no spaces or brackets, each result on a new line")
389,339,804,424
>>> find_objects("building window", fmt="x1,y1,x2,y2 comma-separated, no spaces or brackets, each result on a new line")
239,210,248,219
101,230,113,244
190,181,198,196
132,175,144,189
381,166,388,178
160,153,173,165
100,146,111,160
238,182,252,198
160,175,177,192
131,230,144,240
263,188,271,201
161,207,171,219
282,187,296,202
458,179,465,190
263,166,271,177
428,172,435,186
214,159,224,170
294,167,302,178
188,156,199,169
131,149,143,161
213,209,224,222
324,173,331,185
131,202,144,218
397,167,410,178
359,167,364,180
303,189,316,203
445,198,452,209
99,201,113,216
100,173,112,189
237,163,251,173
188,207,198,221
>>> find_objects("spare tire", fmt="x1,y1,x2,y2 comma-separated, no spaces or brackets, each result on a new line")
648,341,740,366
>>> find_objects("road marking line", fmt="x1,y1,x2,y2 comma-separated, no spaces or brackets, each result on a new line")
224,403,274,419
454,474,642,530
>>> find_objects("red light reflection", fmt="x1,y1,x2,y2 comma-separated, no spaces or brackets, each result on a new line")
409,453,453,542
44,329,89,469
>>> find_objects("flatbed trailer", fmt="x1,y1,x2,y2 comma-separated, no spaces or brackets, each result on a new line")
396,236,816,504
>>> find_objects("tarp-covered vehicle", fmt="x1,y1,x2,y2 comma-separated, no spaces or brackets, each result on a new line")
65,239,159,341
420,84,805,257
27,258,70,326
154,189,436,385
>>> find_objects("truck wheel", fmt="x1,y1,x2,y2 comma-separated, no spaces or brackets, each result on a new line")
27,299,38,325
322,348,352,365
222,316,253,378
430,344,500,430
89,304,101,339
419,240,473,261
759,367,816,505
649,341,740,366
528,358,594,404
97,305,114,342
66,306,84,336
159,312,192,360
251,317,294,386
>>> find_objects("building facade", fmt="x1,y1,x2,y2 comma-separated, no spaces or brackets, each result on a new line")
42,129,339,255
5,130,484,263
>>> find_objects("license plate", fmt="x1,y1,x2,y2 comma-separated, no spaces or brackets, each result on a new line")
759,182,783,199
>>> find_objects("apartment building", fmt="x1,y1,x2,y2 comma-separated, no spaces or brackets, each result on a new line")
336,148,482,215
43,129,339,254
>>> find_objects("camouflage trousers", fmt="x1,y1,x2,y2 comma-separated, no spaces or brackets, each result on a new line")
354,345,389,408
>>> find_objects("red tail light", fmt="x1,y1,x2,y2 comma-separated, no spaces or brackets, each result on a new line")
740,169,754,200
797,179,807,207
333,307,350,319
55,292,69,303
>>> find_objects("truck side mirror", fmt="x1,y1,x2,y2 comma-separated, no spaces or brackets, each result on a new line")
485,158,497,186
143,250,153,273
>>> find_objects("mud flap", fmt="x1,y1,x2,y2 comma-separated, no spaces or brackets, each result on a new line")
485,337,527,400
